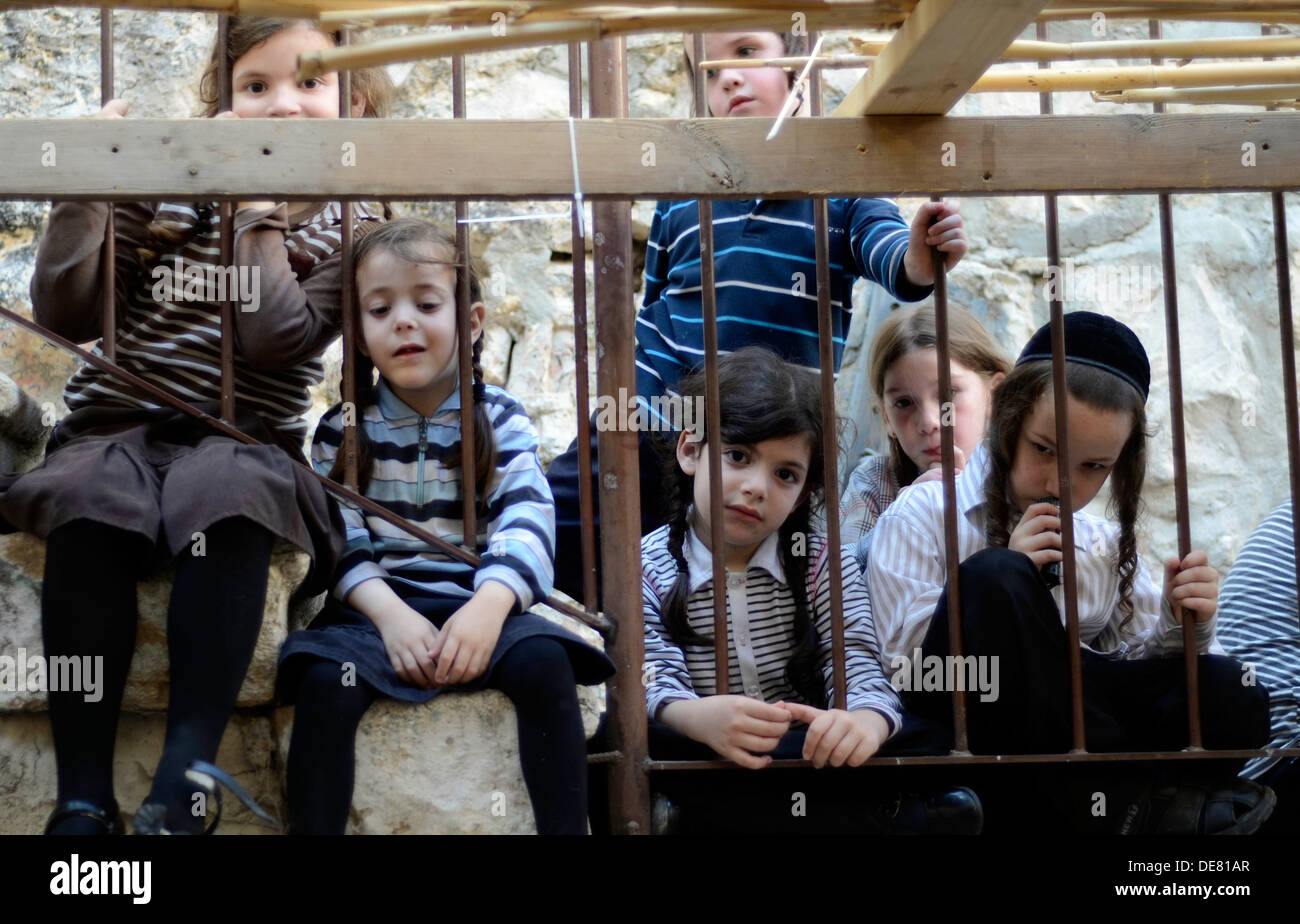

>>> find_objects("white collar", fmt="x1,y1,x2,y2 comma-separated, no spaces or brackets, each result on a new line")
680,514,787,592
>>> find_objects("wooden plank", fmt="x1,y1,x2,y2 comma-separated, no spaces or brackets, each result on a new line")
834,0,1050,116
2,115,1298,198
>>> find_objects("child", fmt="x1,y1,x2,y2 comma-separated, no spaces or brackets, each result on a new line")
546,29,968,603
840,305,1010,547
631,346,979,834
0,17,393,835
278,219,614,836
868,311,1275,834
1217,500,1300,833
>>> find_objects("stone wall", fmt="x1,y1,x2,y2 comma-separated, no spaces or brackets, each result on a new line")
0,8,1298,832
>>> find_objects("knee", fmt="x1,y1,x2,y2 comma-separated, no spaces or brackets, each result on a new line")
959,547,1037,590
294,659,367,718
496,638,577,701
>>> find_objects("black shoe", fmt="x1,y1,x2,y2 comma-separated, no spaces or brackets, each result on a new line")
133,761,280,835
868,787,984,835
1119,779,1276,835
44,799,125,836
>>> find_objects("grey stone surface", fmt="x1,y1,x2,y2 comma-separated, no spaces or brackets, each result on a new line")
0,532,311,712
0,710,283,835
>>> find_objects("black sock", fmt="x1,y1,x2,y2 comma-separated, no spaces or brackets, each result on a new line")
285,659,378,835
491,637,588,835
146,516,272,832
41,519,152,835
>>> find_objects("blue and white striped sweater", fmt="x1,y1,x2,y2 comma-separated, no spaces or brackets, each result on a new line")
311,377,555,611
1217,500,1300,778
635,198,932,424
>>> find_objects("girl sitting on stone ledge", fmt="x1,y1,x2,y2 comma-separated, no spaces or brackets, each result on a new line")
0,16,392,835
279,218,613,835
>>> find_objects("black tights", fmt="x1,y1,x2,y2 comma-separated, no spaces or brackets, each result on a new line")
42,517,272,834
287,636,588,835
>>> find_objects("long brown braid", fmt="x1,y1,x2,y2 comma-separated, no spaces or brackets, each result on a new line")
330,219,497,520
657,346,832,708
984,361,1148,630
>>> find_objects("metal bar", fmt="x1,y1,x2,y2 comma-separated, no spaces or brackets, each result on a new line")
1150,18,1204,750
569,41,598,612
931,198,970,755
648,745,1300,772
590,35,650,835
453,52,478,549
217,15,235,425
814,199,846,711
1261,31,1300,632
339,28,359,491
99,10,116,363
1039,18,1088,754
0,300,610,633
1274,196,1300,633
692,34,729,695
805,32,847,713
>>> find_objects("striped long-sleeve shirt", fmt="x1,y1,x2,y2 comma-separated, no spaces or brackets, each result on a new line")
32,200,361,443
641,521,902,734
634,198,932,425
311,378,555,610
1216,500,1300,778
868,441,1218,666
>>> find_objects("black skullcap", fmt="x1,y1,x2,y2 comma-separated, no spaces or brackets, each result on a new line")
1016,311,1150,401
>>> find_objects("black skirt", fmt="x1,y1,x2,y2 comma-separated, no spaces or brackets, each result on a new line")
0,402,343,597
277,589,615,703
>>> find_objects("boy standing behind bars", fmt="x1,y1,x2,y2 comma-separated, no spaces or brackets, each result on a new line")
547,30,967,602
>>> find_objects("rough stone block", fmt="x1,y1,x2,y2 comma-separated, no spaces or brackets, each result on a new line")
0,532,315,712
0,710,283,835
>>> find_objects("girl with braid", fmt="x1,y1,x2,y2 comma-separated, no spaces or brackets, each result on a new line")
633,347,977,834
279,219,612,835
869,311,1275,834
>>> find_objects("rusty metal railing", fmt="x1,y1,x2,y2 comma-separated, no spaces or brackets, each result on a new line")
3,10,1300,840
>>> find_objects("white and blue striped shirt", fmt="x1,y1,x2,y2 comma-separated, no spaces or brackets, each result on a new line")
641,522,903,734
312,377,555,611
1217,500,1300,778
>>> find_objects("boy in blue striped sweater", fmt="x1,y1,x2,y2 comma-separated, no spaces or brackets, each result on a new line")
548,29,967,602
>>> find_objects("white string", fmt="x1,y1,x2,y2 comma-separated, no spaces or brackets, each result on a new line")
766,34,825,142
568,114,586,240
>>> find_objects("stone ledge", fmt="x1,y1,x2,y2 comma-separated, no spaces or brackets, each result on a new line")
0,532,318,712
0,710,283,835
273,680,603,835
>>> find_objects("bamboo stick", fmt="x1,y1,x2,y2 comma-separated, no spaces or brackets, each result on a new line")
1095,82,1300,102
708,33,1300,74
300,6,913,76
854,33,1300,61
319,0,917,28
698,53,875,71
1040,8,1300,22
971,58,1300,92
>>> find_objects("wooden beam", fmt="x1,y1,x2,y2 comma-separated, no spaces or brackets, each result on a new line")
834,0,1050,116
2,115,1297,198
